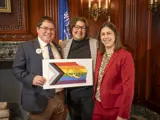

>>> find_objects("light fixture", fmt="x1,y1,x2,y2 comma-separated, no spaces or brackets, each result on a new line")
149,0,160,15
88,0,111,21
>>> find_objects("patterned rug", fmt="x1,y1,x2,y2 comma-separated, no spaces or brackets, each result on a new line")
66,104,160,120
6,103,160,120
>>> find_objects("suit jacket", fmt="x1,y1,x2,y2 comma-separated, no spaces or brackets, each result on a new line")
12,39,62,113
94,49,135,119
60,37,98,70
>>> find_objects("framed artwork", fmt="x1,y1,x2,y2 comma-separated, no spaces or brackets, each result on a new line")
43,59,93,89
0,0,11,13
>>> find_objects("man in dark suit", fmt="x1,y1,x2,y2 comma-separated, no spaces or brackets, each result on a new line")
12,16,66,120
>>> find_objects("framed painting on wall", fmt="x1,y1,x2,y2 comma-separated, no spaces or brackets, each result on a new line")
0,0,11,13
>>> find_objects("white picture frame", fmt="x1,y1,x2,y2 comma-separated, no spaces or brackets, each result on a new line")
43,59,93,89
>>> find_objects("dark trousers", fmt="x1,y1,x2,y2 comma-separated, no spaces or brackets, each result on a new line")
68,97,94,120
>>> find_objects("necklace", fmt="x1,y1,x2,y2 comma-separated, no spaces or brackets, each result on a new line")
106,52,113,57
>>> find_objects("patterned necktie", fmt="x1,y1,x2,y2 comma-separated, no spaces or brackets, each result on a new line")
45,43,55,98
47,44,54,59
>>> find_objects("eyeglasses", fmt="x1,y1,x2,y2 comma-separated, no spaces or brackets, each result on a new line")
73,25,86,31
40,27,55,32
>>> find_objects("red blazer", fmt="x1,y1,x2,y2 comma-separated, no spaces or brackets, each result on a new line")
94,49,135,119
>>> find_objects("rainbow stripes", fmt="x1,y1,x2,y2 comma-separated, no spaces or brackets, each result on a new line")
54,62,87,84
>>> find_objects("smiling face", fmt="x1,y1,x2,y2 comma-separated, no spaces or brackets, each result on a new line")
100,26,115,50
72,21,87,40
36,20,55,43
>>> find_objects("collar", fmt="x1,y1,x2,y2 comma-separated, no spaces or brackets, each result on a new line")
38,37,55,48
38,37,47,48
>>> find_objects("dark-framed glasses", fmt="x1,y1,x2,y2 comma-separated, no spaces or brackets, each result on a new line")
40,26,55,32
74,25,86,31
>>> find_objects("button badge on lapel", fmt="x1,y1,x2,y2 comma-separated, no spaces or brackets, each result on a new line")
36,48,42,54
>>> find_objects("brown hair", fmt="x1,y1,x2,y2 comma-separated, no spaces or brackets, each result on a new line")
36,16,55,28
98,22,124,54
69,17,89,37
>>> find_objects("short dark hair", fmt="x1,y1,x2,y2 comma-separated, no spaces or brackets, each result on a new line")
98,22,124,54
69,16,89,33
36,16,55,28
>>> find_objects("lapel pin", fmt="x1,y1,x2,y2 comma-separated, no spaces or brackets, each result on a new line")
36,48,42,54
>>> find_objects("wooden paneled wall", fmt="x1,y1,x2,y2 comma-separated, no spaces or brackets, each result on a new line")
146,12,160,113
0,0,160,114
0,0,45,41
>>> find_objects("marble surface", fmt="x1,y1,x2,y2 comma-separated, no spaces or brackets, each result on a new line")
0,41,23,61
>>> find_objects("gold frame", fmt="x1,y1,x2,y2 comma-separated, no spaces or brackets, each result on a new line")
0,0,11,13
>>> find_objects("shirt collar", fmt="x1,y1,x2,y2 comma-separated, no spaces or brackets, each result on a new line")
38,37,47,48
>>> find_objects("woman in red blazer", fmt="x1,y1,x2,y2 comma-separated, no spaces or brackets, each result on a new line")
92,22,135,120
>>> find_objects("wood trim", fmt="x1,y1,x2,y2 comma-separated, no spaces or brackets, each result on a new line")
44,0,59,42
145,8,152,101
44,0,53,18
123,0,139,102
68,0,81,19
124,0,137,57
0,0,34,41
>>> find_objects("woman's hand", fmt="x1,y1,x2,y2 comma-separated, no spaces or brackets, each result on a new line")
116,116,127,120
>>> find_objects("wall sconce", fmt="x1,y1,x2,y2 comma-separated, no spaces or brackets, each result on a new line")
88,0,111,21
149,0,160,15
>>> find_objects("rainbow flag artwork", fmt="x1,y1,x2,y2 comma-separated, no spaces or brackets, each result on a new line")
43,59,93,89
48,62,87,85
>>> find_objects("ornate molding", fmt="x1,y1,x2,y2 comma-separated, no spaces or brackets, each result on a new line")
0,0,24,31
0,0,34,41
0,34,33,41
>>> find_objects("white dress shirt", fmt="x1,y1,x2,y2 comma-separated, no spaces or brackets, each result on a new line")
38,37,63,93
